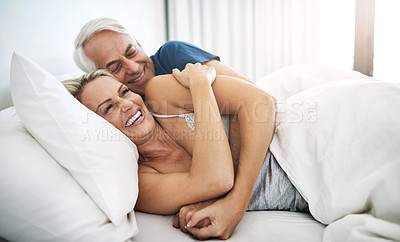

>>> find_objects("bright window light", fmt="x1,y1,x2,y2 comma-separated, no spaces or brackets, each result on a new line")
315,0,355,70
374,0,400,82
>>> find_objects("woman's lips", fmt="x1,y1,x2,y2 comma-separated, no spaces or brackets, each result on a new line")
125,110,143,127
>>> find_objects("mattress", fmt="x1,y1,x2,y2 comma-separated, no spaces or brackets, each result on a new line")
134,211,325,241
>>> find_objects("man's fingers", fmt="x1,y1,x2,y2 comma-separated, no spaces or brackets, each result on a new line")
172,68,180,78
186,206,212,228
197,218,212,228
187,225,217,240
187,210,211,228
185,206,232,240
172,68,180,75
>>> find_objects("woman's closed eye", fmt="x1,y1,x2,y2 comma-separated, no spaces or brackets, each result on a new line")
121,87,130,96
104,103,114,115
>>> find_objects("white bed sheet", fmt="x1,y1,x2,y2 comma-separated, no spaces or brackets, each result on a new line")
134,211,325,242
131,65,371,242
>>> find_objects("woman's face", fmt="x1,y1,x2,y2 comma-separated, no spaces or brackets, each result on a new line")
79,75,156,145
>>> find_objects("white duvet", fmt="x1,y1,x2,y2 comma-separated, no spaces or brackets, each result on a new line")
266,76,400,241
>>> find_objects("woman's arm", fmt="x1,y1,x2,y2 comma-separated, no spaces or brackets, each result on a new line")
136,64,234,215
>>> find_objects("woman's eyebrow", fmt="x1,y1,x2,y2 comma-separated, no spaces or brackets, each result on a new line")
95,98,112,113
118,84,124,93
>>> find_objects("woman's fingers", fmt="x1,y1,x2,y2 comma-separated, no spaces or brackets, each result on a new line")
180,207,191,233
173,212,180,228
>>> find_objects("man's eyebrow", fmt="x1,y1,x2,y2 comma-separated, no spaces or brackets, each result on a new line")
105,60,118,69
95,98,112,113
105,44,133,69
125,44,133,55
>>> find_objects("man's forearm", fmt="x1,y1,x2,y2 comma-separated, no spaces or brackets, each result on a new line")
228,92,276,212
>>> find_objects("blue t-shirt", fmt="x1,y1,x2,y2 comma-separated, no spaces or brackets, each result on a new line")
150,41,219,76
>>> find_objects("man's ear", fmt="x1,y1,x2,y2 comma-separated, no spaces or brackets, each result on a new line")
135,39,142,48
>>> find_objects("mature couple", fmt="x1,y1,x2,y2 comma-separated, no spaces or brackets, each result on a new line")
64,18,308,240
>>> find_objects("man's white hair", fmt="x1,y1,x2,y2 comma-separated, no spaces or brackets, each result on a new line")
74,18,131,72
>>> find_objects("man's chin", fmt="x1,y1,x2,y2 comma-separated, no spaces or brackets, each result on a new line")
127,83,146,95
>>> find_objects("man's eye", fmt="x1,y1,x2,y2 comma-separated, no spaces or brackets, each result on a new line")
109,63,121,74
127,50,136,58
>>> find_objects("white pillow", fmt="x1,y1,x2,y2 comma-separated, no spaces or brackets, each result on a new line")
10,52,139,226
257,64,369,102
0,107,138,241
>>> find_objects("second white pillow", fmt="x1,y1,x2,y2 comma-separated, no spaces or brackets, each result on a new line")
10,52,139,226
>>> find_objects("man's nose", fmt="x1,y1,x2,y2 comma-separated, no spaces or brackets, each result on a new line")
122,57,140,75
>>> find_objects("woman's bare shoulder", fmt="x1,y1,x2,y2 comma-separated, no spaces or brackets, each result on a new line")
145,74,175,97
145,74,192,112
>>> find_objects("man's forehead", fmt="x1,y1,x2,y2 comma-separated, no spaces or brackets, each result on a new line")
83,31,137,65
89,30,134,45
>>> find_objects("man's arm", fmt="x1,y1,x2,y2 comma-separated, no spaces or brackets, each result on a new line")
172,72,276,240
204,59,254,84
136,65,234,214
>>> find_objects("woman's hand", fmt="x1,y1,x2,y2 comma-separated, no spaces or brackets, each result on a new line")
172,63,216,88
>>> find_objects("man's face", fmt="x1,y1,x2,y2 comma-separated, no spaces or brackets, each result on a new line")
83,30,156,95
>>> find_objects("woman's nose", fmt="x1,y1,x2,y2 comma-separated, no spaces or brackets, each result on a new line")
120,98,133,112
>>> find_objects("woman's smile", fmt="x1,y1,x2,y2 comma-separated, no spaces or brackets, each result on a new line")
125,109,144,127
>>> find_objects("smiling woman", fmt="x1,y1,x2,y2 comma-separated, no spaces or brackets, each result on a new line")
81,76,155,146
63,69,154,144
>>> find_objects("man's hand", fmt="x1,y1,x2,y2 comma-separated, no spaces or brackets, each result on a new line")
173,199,215,234
174,196,246,240
172,63,216,88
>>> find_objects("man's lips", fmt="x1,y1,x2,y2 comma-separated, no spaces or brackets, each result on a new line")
127,70,145,84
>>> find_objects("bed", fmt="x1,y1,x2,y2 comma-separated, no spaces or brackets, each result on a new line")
1,54,399,242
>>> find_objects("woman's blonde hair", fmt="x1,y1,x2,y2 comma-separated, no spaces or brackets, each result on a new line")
62,69,114,100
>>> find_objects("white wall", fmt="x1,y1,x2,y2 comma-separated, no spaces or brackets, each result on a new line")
0,0,166,110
